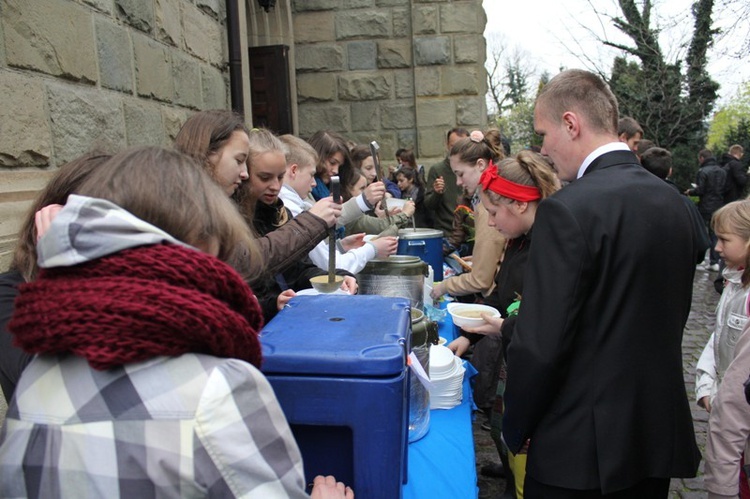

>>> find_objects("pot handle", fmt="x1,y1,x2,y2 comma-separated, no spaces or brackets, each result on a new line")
407,240,426,253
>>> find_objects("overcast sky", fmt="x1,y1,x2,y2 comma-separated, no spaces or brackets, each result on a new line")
482,0,748,106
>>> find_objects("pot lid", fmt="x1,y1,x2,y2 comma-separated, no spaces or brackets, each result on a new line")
397,228,443,239
360,255,427,276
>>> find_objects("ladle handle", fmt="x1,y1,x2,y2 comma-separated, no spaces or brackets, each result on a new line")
369,141,391,224
328,176,340,283
331,176,341,204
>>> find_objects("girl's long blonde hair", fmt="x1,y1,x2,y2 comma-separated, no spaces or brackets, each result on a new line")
712,199,750,287
235,128,290,228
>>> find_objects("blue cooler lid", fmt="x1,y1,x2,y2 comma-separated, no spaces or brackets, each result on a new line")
260,295,410,377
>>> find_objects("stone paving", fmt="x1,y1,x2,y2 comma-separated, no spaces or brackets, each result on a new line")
473,266,721,498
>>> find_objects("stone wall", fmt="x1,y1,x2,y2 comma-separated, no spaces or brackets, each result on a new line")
0,0,231,271
0,0,489,271
291,0,487,167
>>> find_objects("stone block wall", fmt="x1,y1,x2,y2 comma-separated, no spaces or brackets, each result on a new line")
0,0,231,270
0,0,489,270
292,0,487,168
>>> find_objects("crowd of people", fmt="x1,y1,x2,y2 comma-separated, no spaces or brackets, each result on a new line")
0,68,748,498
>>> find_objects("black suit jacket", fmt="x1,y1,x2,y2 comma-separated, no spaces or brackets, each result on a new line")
503,150,701,493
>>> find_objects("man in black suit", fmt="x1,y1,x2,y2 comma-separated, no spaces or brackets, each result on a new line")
502,69,701,498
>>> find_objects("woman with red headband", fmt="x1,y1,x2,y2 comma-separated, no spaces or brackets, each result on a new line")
452,149,559,498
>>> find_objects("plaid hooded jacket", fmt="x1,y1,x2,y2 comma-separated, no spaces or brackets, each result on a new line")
0,196,308,498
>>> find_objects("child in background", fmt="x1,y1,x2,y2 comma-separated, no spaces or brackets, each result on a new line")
697,199,750,498
395,166,422,202
397,148,427,190
278,134,397,273
351,144,401,198
308,130,350,201
388,147,406,179
308,134,388,226
395,166,428,228
341,169,414,237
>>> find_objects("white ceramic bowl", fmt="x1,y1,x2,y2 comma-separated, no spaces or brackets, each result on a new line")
446,303,500,329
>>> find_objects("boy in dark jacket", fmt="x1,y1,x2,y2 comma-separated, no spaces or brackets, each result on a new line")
721,144,746,203
686,149,727,270
641,147,710,265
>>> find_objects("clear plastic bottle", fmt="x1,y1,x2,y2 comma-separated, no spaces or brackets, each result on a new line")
408,309,437,442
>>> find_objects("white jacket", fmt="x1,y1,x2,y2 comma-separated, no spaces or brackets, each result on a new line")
704,319,750,498
279,185,376,274
696,267,750,404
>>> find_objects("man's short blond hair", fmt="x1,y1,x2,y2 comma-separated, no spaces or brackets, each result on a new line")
730,144,744,156
537,69,619,135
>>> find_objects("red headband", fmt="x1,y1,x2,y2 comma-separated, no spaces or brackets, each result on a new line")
480,161,541,202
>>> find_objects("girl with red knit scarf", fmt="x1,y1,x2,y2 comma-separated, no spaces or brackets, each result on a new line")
0,147,353,499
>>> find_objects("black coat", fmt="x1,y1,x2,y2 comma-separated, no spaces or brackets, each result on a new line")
503,150,701,493
0,270,33,402
689,157,727,217
667,180,711,264
465,232,530,347
721,153,747,203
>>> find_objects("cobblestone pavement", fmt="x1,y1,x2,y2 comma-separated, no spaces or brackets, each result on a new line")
473,266,720,498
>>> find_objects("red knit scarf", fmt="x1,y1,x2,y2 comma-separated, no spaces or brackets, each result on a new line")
10,244,264,370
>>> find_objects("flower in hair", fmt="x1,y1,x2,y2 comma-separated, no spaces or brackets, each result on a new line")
469,130,484,143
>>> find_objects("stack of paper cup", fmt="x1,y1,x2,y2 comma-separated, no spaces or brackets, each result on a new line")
428,344,465,409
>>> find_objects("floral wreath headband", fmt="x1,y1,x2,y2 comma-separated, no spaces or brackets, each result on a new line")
480,160,541,202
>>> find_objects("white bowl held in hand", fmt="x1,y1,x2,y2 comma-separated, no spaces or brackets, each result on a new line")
446,303,501,329
384,198,407,210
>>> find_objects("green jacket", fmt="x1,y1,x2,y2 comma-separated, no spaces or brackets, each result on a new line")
423,157,460,236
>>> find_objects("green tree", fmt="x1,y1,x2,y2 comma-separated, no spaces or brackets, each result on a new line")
506,65,529,109
722,118,750,170
485,35,542,152
604,0,720,189
708,82,750,152
494,72,549,153
485,36,535,119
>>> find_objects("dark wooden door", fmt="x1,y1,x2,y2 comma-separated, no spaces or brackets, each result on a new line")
248,45,292,135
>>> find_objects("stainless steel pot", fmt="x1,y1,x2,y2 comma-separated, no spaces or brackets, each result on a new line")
357,255,428,309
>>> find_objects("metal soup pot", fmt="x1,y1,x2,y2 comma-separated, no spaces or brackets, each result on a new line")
357,255,428,309
397,228,444,282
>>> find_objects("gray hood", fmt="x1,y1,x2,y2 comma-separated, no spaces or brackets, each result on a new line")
37,194,191,269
